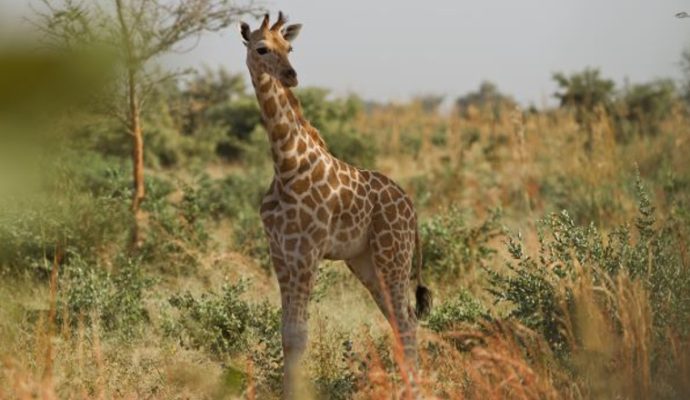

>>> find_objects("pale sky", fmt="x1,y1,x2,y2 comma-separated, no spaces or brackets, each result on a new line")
4,0,690,106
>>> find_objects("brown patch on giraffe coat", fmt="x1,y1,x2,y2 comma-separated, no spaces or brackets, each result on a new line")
311,161,325,182
373,214,387,232
384,204,397,221
263,97,277,119
285,238,298,252
260,200,279,213
260,80,272,93
340,212,353,227
317,184,331,199
312,227,327,243
297,159,311,174
326,196,341,214
380,190,391,204
298,271,312,284
291,176,310,194
278,93,288,107
371,178,382,190
339,173,351,186
262,214,275,229
285,221,299,235
296,138,307,153
312,187,323,203
356,183,366,197
273,123,289,140
316,207,329,224
280,188,298,204
302,195,317,209
298,238,311,253
327,168,339,188
298,209,312,230
280,156,297,174
286,208,297,220
340,188,353,210
280,137,296,152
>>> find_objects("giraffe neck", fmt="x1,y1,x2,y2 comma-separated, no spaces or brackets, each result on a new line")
250,72,328,179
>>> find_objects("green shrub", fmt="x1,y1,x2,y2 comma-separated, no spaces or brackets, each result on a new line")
59,256,152,337
617,79,677,139
488,174,690,356
163,281,284,394
163,280,281,358
420,207,503,279
182,170,272,270
0,151,131,277
427,290,489,332
164,281,253,356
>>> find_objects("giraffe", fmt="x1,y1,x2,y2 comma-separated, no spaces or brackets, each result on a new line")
239,12,432,397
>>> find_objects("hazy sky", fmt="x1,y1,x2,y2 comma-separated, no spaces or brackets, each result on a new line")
5,0,690,105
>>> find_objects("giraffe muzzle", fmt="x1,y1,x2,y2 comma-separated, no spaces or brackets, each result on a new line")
282,68,298,87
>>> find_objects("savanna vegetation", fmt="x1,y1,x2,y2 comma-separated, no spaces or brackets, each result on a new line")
1,2,690,399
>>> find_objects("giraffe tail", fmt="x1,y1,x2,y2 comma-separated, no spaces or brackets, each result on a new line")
414,223,432,319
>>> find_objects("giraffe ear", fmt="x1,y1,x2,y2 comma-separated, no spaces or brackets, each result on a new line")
239,22,251,45
281,24,302,42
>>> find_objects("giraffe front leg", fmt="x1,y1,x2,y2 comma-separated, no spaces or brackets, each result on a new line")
272,252,317,400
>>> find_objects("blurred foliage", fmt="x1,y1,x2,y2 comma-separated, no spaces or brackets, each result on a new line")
681,46,690,107
455,81,516,119
162,280,283,392
488,175,690,357
60,255,152,338
553,68,615,123
427,289,488,333
616,79,678,139
420,207,503,278
296,88,377,168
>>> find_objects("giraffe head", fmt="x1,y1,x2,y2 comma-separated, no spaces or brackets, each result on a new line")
240,12,302,87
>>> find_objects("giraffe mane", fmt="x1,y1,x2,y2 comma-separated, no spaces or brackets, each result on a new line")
283,88,329,150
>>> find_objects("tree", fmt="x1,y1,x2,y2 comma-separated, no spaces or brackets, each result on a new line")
455,81,515,119
553,68,615,152
552,68,615,120
34,0,259,248
681,46,690,107
620,79,677,137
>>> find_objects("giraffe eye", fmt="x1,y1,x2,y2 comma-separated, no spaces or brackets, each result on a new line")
256,47,268,55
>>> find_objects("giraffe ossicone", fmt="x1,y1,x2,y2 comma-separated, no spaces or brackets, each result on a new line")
239,11,432,398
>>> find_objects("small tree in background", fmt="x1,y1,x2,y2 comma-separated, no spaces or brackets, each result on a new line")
33,0,260,248
455,81,515,120
681,46,690,107
553,68,615,152
619,79,677,138
553,68,615,117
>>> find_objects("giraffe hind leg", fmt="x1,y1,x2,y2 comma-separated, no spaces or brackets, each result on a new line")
347,245,418,367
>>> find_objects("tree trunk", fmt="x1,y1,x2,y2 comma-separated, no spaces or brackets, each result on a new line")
129,69,145,248
116,0,145,249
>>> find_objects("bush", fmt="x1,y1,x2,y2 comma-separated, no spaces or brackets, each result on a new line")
181,170,272,270
163,280,281,357
59,256,152,337
420,207,503,279
0,150,131,277
163,280,283,393
427,290,488,333
488,174,690,356
616,79,678,139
